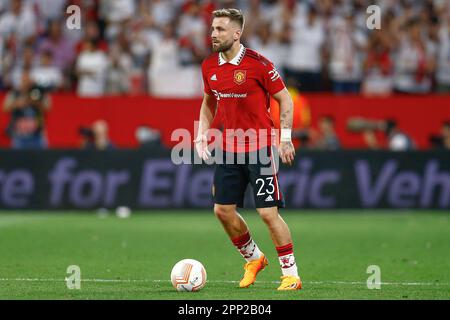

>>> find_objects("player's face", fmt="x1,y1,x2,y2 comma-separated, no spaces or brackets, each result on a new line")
211,17,240,53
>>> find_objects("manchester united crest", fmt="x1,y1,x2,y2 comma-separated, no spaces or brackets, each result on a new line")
233,70,246,85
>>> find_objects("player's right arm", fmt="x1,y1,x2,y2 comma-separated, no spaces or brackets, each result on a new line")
194,93,216,160
198,93,216,136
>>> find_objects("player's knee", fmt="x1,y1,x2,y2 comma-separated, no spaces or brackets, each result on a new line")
214,205,235,223
257,207,278,225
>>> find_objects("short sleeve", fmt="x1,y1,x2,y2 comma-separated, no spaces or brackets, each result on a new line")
260,61,285,96
201,62,213,95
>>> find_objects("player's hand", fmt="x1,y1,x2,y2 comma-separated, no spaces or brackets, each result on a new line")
279,141,295,166
193,134,211,161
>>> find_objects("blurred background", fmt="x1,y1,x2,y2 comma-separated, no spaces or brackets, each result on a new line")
0,0,449,210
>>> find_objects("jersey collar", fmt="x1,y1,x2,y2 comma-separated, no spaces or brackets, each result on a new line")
218,44,246,66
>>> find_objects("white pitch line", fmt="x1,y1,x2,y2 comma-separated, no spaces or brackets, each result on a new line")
0,278,449,287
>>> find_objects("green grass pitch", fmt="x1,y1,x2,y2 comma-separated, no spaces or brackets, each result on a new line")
0,210,448,300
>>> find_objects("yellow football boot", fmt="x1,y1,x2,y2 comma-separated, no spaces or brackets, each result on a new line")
277,276,302,290
239,254,268,288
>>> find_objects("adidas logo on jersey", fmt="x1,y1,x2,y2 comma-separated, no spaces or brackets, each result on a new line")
265,195,274,202
210,74,217,81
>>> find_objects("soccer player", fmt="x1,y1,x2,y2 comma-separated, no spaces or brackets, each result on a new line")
194,8,302,290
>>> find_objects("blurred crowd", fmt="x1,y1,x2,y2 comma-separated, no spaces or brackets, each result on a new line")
0,0,450,97
1,0,450,150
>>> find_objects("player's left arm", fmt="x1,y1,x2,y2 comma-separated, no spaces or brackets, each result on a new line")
260,57,295,165
272,88,295,166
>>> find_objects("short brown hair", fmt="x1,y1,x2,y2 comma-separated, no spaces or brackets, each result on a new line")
212,8,245,30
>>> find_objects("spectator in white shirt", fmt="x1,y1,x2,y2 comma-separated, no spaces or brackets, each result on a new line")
327,14,367,94
393,18,437,94
0,0,36,45
436,18,450,93
31,50,63,91
100,0,136,41
284,4,325,92
75,40,109,97
149,23,179,72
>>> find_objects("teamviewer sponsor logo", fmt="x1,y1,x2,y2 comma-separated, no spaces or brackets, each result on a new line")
212,89,247,101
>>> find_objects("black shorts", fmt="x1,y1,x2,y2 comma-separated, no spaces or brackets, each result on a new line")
213,146,285,209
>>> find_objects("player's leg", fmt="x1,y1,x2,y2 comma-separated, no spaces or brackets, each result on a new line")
256,206,302,290
248,147,301,290
256,206,292,247
213,162,267,287
213,204,247,238
213,204,267,288
214,204,263,261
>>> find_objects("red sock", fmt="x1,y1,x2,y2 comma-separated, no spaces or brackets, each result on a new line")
276,243,298,277
231,231,262,262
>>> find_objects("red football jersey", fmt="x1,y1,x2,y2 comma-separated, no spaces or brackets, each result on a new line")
201,45,286,152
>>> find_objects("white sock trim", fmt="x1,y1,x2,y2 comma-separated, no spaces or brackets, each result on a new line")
279,254,298,277
238,239,262,262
